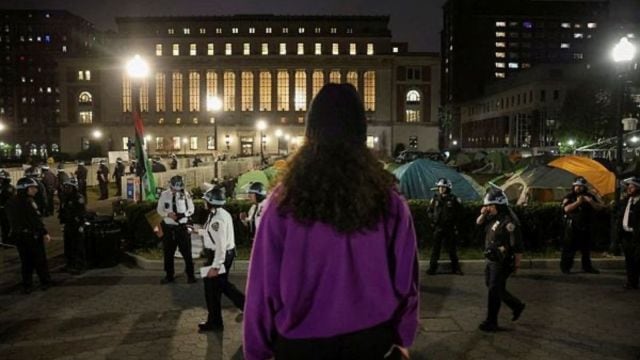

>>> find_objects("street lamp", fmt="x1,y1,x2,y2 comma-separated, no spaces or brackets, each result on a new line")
256,120,267,165
275,129,283,155
92,129,103,139
207,95,223,149
126,54,151,200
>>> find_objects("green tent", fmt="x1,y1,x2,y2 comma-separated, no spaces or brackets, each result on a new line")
393,159,482,201
237,170,270,194
473,151,515,174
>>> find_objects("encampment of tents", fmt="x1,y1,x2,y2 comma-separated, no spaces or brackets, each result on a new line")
236,170,270,195
393,159,482,201
472,151,515,174
548,155,616,196
501,165,580,205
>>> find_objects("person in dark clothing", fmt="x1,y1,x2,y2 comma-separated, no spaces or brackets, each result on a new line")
6,177,52,293
113,158,126,197
0,170,15,246
170,154,178,170
59,177,87,273
56,163,69,208
620,176,640,290
129,159,137,175
97,160,109,200
476,186,526,332
427,178,464,275
75,161,88,200
561,176,605,274
192,156,203,167
41,165,57,216
25,166,49,217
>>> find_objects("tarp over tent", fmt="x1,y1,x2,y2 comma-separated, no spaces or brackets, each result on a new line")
472,151,515,174
548,155,615,195
393,159,482,201
501,165,580,205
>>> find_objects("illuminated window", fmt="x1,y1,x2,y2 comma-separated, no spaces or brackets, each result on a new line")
277,70,289,111
367,43,374,55
282,27,289,34
243,43,250,55
172,43,179,56
265,27,272,34
262,43,269,55
190,136,198,150
294,71,307,111
78,111,93,124
329,70,341,83
508,62,519,69
561,22,571,28
140,78,149,112
168,28,174,34
297,43,304,55
249,27,255,34
189,72,200,112
206,71,217,99
495,72,505,78
330,27,337,34
241,71,254,111
216,28,222,34
78,91,92,104
349,43,357,55
496,52,506,58
496,42,506,48
156,137,164,150
312,70,324,99
364,71,376,111
496,21,506,27
78,71,84,80
346,71,358,90
199,28,206,34
190,43,197,56
297,27,305,34
495,62,505,68
207,43,214,55
232,27,238,34
172,137,181,150
172,72,183,112
574,33,584,39
183,28,190,35
155,72,165,112
332,43,339,55
573,53,584,59
315,43,322,55
560,43,570,49
225,43,232,55
122,75,131,112
279,43,287,55
587,22,597,29
315,27,321,33
496,32,506,37
259,71,272,111
156,44,162,56
223,72,235,111
393,47,399,53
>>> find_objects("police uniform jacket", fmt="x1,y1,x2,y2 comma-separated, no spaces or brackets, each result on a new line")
483,213,524,264
428,192,462,228
562,192,599,231
59,192,86,225
246,201,265,233
97,164,109,183
6,195,48,237
113,163,125,179
75,166,88,181
621,195,640,242
156,189,195,225
0,183,15,208
202,207,236,269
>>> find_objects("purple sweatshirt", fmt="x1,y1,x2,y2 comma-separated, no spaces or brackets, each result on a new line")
243,189,419,360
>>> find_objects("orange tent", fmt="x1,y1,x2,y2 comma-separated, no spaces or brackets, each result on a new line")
548,156,615,195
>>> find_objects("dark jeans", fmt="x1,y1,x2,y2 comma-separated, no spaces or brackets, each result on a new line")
275,322,401,360
0,209,10,244
98,181,108,199
622,231,640,287
115,177,122,196
561,227,595,272
485,261,523,325
429,227,459,272
64,224,86,270
46,192,55,216
203,248,245,325
16,232,51,287
78,181,87,200
162,223,194,279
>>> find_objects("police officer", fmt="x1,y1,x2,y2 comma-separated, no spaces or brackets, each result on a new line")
25,166,49,217
198,188,245,332
427,178,464,275
476,186,525,332
240,182,267,238
59,177,87,273
170,154,178,170
0,170,15,246
156,175,196,284
97,160,109,200
620,176,640,290
41,165,57,216
129,159,137,175
113,158,126,197
6,177,52,293
56,163,69,207
561,176,604,274
75,161,88,200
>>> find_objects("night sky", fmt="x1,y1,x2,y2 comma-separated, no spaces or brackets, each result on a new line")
0,0,446,52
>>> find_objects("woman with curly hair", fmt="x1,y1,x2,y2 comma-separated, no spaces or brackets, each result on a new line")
244,83,419,360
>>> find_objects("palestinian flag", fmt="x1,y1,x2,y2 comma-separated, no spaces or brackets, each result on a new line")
133,109,157,201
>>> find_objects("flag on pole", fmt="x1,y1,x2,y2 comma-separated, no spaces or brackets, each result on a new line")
133,109,157,201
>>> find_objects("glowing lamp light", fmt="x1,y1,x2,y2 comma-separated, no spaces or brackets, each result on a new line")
612,36,637,63
256,120,267,131
206,96,223,111
126,55,149,78
92,130,103,139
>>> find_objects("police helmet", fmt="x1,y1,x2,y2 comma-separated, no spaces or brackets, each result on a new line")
41,165,50,171
78,161,85,166
248,182,267,196
63,177,79,188
99,159,106,165
16,177,39,190
0,169,10,179
24,167,41,178
169,175,185,191
572,176,588,187
116,157,123,163
483,186,508,206
435,178,453,189
202,188,226,206
623,176,640,188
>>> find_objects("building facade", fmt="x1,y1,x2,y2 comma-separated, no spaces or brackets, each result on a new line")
58,15,441,157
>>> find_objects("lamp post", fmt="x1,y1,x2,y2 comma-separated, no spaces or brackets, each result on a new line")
126,54,150,201
275,129,283,155
256,119,267,165
284,133,290,155
207,96,223,177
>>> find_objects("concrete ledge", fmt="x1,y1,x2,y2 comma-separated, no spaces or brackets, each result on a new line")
126,252,626,273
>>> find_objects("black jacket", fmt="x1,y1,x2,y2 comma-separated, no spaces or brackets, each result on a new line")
6,194,48,237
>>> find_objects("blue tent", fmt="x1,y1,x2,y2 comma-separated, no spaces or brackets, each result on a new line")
393,159,482,201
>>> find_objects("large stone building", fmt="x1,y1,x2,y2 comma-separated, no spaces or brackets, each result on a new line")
57,15,441,157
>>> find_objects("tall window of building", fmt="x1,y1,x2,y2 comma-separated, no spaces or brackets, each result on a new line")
200,28,206,34
140,78,149,112
78,71,84,80
172,136,181,150
223,72,235,111
266,27,272,34
173,43,180,56
312,70,324,99
329,70,341,83
183,28,190,35
156,44,163,56
216,27,222,34
189,72,200,112
405,90,421,122
190,136,198,150
366,43,374,55
282,27,289,34
261,43,269,55
122,75,131,112
279,43,287,55
298,27,305,34
332,43,339,55
225,43,232,55
189,43,197,56
315,43,322,55
331,27,337,34
206,71,217,100
241,71,254,111
349,43,357,55
249,27,255,34
294,71,307,111
207,43,214,55
156,72,166,112
277,70,290,111
315,27,321,34
243,43,250,55
259,71,272,111
364,71,376,111
79,111,93,124
347,71,358,90
168,28,175,34
156,137,164,151
232,27,239,34
172,72,183,112
297,43,304,55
